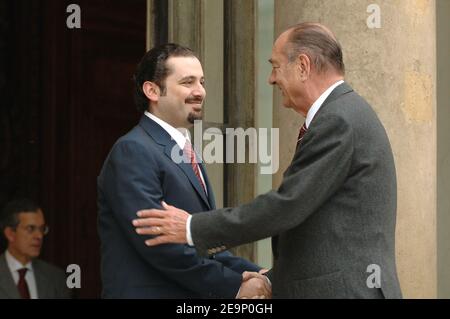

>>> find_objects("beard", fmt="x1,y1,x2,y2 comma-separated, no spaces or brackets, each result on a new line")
187,111,202,124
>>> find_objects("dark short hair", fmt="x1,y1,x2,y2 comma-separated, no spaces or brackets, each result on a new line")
285,22,345,75
133,43,197,113
0,199,41,233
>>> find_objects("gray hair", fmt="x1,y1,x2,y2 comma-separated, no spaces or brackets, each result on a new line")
285,22,345,75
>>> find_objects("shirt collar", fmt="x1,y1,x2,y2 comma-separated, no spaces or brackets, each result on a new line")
305,80,344,128
5,249,33,273
144,111,190,149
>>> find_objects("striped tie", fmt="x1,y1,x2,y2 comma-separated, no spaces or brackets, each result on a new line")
184,141,207,194
297,122,308,144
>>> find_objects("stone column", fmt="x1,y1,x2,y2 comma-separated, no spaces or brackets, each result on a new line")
437,0,450,299
273,0,437,298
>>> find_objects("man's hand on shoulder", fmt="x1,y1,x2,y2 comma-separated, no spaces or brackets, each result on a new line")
133,201,189,245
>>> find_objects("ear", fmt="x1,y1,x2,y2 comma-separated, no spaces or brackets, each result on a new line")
142,81,161,103
4,227,16,243
296,53,311,81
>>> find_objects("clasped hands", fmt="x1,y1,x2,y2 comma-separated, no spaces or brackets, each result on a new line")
236,269,271,299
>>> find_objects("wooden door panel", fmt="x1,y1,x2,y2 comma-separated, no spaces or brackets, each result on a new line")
40,0,146,298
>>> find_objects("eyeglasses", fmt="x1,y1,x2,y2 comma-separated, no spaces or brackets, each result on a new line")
15,225,50,236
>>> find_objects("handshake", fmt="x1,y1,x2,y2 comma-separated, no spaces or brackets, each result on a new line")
236,269,272,299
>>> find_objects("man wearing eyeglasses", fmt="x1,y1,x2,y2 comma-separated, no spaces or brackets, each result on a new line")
0,199,71,299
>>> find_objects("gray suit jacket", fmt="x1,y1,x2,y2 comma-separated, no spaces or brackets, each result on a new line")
0,253,71,299
191,83,402,299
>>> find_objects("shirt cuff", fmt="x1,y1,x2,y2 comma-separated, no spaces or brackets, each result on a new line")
186,215,194,246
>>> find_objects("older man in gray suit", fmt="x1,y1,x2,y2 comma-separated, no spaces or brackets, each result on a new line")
132,22,402,299
0,199,71,299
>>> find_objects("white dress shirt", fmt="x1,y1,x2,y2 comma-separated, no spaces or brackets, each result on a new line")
186,80,345,246
5,250,38,299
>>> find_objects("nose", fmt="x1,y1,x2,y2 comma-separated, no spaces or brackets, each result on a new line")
192,84,206,98
34,232,44,242
268,71,276,85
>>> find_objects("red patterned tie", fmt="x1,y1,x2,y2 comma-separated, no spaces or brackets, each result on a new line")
17,268,30,299
297,122,308,144
184,141,207,194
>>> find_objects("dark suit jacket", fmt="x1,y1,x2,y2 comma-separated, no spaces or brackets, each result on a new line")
97,115,260,298
0,253,71,299
190,83,402,299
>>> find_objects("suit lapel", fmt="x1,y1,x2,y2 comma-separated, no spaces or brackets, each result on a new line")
0,254,20,299
139,115,211,209
198,162,216,209
304,82,353,132
318,82,353,113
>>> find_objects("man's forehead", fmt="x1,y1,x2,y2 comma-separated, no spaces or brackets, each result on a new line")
275,29,290,47
269,45,281,63
18,210,45,223
269,31,290,63
166,56,203,73
269,47,285,64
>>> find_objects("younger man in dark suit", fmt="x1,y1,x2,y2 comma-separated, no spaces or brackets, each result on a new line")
97,43,269,298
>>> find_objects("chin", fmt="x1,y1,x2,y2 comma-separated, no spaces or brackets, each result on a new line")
30,249,41,257
187,114,202,124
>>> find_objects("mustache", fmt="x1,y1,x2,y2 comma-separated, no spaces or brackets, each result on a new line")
185,97,203,104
